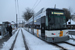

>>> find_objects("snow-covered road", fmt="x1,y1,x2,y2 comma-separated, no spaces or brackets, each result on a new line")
1,28,75,50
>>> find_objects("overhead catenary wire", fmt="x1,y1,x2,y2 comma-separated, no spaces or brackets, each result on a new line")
32,0,41,10
15,0,17,14
32,0,38,10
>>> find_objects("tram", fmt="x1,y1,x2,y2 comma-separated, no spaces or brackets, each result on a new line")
25,8,69,42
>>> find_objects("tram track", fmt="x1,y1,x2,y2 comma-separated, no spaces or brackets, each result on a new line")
10,29,20,50
9,28,29,50
50,43,67,50
21,29,29,50
70,38,75,40
63,42,75,46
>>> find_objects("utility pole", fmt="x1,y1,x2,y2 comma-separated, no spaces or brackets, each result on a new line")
15,0,19,28
16,14,18,28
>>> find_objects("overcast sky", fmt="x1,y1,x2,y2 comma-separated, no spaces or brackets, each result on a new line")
0,0,75,24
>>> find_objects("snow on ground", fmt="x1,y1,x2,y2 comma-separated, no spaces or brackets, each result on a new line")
1,28,19,50
22,28,60,50
12,29,16,33
1,28,75,50
13,29,25,50
66,29,75,45
66,35,75,45
58,34,75,50
66,39,75,44
12,29,16,32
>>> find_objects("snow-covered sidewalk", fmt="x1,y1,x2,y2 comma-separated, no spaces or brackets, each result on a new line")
22,28,60,50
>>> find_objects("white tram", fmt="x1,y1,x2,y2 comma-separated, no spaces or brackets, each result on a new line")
25,8,69,42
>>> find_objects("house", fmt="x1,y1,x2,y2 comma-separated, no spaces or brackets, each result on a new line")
67,19,75,29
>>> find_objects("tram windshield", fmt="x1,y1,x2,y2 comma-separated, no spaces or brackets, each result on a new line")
48,11,67,30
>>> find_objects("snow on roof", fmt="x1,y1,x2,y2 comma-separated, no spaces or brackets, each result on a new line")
67,19,75,25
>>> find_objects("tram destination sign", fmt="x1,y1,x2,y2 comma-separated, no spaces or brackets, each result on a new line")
51,12,64,15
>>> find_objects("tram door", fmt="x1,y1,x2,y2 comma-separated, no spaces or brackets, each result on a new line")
41,17,45,39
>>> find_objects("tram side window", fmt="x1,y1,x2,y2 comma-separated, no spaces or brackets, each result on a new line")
29,22,33,28
25,24,28,27
35,25,40,29
34,18,41,29
29,25,31,28
26,24,29,27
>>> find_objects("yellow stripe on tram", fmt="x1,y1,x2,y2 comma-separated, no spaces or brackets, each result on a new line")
37,29,39,37
59,31,63,37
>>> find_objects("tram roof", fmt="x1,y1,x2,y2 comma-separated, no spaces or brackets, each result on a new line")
25,8,64,24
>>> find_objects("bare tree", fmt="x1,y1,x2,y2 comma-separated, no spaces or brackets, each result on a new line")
63,8,71,22
22,8,34,21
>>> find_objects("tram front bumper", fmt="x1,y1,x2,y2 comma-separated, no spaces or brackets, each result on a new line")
45,36,69,43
